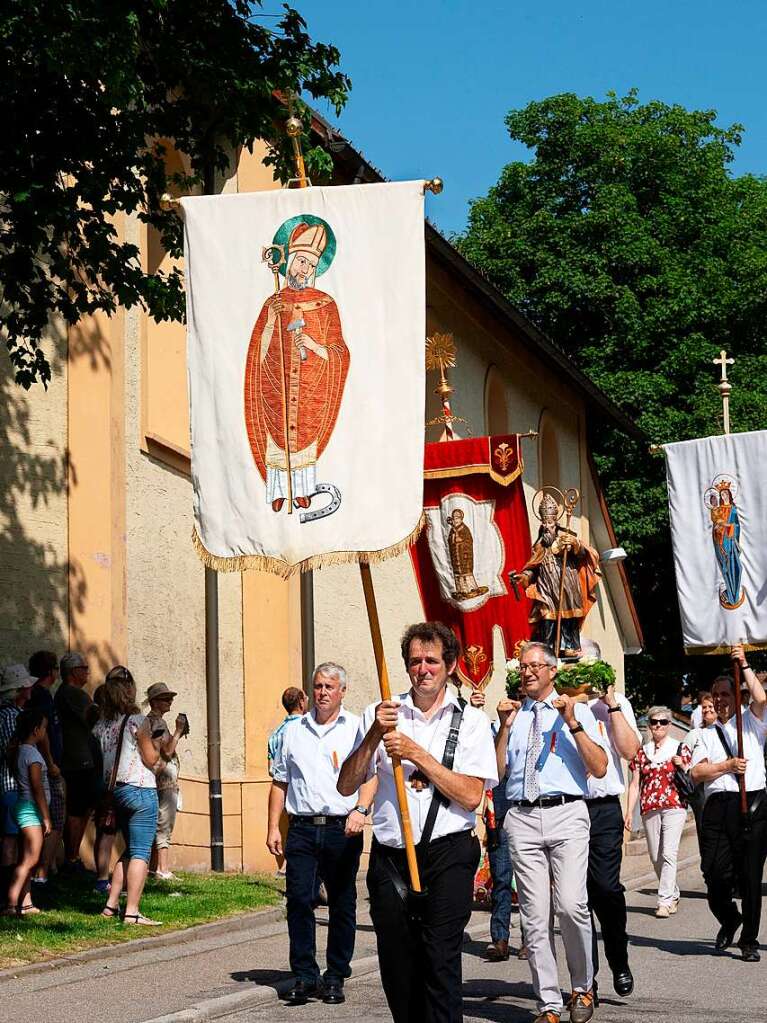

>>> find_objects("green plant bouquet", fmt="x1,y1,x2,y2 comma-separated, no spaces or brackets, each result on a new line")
556,658,616,696
505,654,616,698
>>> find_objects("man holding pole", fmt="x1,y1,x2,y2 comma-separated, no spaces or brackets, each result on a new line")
495,642,608,1023
338,621,497,1023
690,644,767,962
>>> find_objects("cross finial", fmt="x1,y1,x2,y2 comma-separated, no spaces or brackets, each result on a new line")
713,349,734,382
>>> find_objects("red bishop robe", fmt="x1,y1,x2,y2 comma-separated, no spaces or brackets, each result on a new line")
244,285,350,482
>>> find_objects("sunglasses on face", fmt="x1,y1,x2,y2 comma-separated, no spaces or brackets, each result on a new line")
649,718,670,726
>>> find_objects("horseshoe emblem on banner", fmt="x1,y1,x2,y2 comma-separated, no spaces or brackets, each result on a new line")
299,483,342,524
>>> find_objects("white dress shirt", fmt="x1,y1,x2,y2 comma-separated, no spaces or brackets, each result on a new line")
586,693,641,798
690,708,767,795
271,706,361,816
690,705,703,729
356,688,498,849
504,692,606,801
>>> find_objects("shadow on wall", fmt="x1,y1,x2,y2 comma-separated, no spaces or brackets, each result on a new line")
0,329,118,672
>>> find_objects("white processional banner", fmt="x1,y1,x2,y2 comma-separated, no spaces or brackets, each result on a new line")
663,429,767,653
182,181,425,576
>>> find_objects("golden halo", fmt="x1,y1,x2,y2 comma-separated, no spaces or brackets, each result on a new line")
532,486,566,523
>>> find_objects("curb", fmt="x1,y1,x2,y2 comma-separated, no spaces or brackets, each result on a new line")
622,852,700,894
139,917,492,1023
0,905,286,984
141,953,382,1023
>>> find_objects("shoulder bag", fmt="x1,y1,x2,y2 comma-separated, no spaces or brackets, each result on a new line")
95,715,130,833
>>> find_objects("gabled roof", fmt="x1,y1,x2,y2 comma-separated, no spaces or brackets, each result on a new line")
309,108,644,441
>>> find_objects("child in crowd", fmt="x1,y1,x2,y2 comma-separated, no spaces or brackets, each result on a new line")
4,709,51,916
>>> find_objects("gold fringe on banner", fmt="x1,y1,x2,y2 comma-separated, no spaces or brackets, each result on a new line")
191,513,426,578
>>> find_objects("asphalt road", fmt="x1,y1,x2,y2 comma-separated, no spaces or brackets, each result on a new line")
221,865,764,1023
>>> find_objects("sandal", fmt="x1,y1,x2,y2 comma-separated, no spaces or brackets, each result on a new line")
122,913,161,926
101,905,120,918
2,904,41,916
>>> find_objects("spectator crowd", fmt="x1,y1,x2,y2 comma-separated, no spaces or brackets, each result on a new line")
0,653,188,924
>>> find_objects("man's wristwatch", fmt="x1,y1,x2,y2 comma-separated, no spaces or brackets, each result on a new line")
569,723,585,735
352,805,370,816
607,706,623,714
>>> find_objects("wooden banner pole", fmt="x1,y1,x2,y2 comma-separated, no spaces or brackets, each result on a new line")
359,562,422,892
713,350,747,816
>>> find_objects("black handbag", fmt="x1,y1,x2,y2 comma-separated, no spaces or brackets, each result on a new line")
673,742,695,802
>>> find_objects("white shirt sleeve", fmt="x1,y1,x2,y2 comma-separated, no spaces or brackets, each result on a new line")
455,707,499,788
746,706,767,742
574,702,608,748
618,695,642,743
690,729,713,768
270,725,289,783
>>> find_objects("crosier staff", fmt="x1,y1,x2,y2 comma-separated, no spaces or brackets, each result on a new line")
554,488,580,659
261,242,294,514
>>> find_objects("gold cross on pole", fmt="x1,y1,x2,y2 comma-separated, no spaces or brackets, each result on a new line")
713,349,734,435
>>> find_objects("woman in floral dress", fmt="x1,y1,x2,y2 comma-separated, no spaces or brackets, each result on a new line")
626,707,690,917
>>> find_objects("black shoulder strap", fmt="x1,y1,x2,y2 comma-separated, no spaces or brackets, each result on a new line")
714,723,733,759
419,698,466,848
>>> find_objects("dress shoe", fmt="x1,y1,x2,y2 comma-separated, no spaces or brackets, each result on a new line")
612,966,634,997
740,942,761,963
655,904,670,918
486,939,510,961
532,1013,560,1023
272,498,285,512
668,898,679,914
568,991,595,1023
282,979,319,1005
715,911,742,951
322,980,345,1004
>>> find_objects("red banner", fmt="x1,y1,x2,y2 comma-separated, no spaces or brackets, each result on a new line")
410,435,532,688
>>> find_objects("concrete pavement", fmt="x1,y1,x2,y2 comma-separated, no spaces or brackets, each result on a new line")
3,863,763,1023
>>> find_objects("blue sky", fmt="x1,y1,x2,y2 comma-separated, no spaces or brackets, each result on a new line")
264,1,767,235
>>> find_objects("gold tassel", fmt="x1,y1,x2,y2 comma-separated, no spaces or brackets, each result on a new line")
191,513,426,578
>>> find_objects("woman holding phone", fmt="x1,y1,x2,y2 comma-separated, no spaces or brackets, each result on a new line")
145,683,187,880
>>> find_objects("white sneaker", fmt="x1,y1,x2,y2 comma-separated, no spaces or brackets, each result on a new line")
655,905,671,918
155,871,177,881
668,899,679,914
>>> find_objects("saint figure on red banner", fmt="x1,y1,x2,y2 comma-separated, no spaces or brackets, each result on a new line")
244,217,350,513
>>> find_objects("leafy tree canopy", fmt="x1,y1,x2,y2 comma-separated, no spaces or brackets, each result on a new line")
457,90,767,705
1,1,349,387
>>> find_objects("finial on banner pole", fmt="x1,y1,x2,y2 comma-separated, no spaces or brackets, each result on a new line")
423,177,444,195
425,333,466,440
713,349,734,435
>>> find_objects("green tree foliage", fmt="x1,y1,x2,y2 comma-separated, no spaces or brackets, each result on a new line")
1,1,349,387
457,91,767,705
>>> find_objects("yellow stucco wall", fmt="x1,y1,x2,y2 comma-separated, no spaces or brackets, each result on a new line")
0,325,69,661
1,141,637,872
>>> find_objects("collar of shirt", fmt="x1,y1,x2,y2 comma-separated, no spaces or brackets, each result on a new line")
302,707,349,737
399,686,461,718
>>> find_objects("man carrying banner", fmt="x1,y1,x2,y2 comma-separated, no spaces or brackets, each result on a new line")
338,621,497,1023
495,642,608,1023
690,644,767,963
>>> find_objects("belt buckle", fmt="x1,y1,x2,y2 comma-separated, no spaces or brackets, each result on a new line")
315,815,327,825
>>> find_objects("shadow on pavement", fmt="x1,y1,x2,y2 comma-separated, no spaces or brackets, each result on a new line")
231,968,294,989
627,932,714,957
461,978,535,1022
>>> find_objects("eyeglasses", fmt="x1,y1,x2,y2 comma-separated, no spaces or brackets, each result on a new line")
519,662,550,674
649,718,670,726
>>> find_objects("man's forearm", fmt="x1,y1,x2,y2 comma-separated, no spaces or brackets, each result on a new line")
338,729,379,796
608,712,641,761
408,748,485,811
267,782,287,833
355,776,378,810
494,725,511,784
691,759,733,784
575,733,608,778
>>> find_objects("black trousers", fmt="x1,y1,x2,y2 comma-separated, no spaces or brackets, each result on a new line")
367,830,481,1023
700,790,767,945
285,819,363,984
586,797,628,977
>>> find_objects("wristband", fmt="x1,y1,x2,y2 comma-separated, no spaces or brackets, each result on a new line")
607,706,623,714
569,723,585,735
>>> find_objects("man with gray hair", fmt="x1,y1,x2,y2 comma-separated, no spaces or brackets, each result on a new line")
495,641,608,1023
266,663,377,1007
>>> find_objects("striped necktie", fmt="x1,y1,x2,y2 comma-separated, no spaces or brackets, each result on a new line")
524,703,543,801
